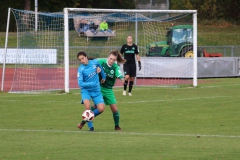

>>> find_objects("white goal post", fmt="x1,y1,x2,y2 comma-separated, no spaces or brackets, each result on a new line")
63,8,197,93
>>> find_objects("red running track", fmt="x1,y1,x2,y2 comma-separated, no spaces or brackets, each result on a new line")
0,68,192,92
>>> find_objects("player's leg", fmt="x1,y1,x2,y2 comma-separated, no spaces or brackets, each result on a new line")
77,92,94,131
110,104,121,130
90,105,97,111
123,64,130,96
91,91,105,117
82,99,91,110
78,101,96,131
93,103,104,117
128,77,134,96
78,91,104,131
128,63,136,96
123,76,129,96
83,99,94,131
101,87,121,130
77,100,94,131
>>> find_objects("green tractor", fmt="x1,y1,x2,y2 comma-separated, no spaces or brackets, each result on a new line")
146,25,201,57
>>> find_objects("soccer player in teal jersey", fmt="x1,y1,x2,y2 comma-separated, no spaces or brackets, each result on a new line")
78,50,126,130
120,35,141,96
77,51,106,131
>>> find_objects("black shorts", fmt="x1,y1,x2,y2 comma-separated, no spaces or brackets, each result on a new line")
123,63,136,77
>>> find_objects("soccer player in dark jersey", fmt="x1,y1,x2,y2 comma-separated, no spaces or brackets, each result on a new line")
78,50,126,130
120,35,141,96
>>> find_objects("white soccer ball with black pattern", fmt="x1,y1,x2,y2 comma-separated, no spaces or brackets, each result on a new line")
82,110,95,122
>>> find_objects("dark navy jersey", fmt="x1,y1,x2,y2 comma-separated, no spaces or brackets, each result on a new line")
120,44,139,64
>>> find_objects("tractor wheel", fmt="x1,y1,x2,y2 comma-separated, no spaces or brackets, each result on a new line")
181,46,193,57
185,51,194,58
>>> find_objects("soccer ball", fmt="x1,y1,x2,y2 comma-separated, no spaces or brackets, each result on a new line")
82,110,95,122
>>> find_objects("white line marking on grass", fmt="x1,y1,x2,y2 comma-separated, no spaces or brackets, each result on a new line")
200,84,240,88
113,83,240,91
0,128,239,138
118,96,231,104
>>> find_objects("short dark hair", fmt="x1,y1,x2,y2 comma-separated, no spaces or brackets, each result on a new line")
77,51,87,59
77,51,95,60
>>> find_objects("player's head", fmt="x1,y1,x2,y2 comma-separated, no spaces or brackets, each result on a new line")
77,51,88,65
127,35,133,45
108,50,125,66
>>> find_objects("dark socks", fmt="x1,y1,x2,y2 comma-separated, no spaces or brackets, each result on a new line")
129,81,133,93
124,80,128,90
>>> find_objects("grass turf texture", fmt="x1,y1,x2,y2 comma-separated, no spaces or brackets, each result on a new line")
0,78,240,159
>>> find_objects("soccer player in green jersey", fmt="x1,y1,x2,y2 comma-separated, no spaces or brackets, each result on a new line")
78,50,125,130
98,50,125,130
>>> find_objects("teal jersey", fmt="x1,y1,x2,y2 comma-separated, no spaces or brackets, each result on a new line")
98,59,124,89
77,59,106,92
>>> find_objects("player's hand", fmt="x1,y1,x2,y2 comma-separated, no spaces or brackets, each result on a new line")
121,79,125,84
96,67,101,73
101,79,105,84
138,61,141,71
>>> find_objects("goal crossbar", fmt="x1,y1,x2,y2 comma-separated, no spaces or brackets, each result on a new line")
66,8,197,14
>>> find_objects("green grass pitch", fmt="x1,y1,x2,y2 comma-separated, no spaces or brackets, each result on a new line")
0,78,240,159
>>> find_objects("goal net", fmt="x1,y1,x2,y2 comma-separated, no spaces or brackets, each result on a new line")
5,8,197,93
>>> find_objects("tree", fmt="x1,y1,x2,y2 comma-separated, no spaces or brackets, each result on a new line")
78,0,135,9
170,0,240,23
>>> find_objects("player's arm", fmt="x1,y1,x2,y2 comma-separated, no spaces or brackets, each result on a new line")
136,54,140,61
114,64,125,83
135,45,141,71
120,45,124,55
96,60,106,83
96,59,104,73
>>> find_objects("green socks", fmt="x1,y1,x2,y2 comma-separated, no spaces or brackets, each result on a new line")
113,111,120,126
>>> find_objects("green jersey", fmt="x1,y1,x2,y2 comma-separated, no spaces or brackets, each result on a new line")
98,59,124,89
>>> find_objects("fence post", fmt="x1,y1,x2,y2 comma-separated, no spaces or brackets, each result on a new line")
224,47,226,57
231,46,234,57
